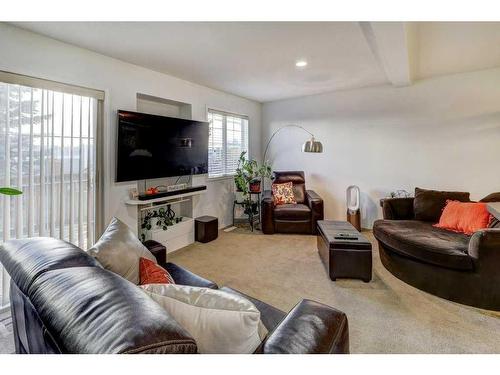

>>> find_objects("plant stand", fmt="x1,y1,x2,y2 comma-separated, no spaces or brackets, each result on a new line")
232,191,261,232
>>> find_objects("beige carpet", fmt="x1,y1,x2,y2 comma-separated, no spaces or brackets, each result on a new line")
0,309,14,354
169,228,500,354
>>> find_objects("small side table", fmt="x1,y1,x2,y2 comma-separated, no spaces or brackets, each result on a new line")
233,191,261,232
195,216,219,243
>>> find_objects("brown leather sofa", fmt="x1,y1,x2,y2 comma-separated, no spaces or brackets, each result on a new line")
262,171,324,235
0,237,349,354
373,191,500,311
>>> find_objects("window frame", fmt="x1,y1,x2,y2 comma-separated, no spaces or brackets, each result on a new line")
206,107,249,180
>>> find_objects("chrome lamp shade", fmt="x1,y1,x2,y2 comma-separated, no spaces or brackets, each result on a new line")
302,137,323,153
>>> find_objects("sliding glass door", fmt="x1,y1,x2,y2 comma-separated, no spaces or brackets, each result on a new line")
0,79,101,308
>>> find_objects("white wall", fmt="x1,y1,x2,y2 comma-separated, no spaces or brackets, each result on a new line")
263,68,500,228
0,23,262,233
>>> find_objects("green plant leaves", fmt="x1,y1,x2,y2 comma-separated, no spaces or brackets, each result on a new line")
0,187,22,196
234,151,272,201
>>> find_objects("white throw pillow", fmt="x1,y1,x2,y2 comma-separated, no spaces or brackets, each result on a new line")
88,217,157,284
140,283,268,354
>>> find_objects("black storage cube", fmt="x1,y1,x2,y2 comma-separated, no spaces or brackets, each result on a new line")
195,216,218,243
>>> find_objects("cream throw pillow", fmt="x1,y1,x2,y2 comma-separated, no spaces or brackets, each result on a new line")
140,283,268,354
88,217,157,284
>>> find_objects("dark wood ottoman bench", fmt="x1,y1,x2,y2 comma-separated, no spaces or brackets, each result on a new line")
317,220,372,282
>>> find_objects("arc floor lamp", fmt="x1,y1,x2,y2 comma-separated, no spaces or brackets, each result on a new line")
262,124,323,190
262,124,323,163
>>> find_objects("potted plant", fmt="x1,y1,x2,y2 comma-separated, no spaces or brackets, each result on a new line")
140,205,180,242
234,152,272,216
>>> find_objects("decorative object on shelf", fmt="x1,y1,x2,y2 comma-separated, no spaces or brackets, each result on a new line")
0,187,22,196
389,189,411,198
346,185,361,231
129,188,139,199
167,183,187,192
380,190,412,208
146,186,159,195
140,205,179,242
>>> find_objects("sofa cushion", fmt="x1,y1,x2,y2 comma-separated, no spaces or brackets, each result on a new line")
434,201,491,235
273,171,306,204
414,187,470,222
141,284,268,354
272,182,297,205
88,217,157,285
273,203,311,221
140,257,175,285
373,220,473,271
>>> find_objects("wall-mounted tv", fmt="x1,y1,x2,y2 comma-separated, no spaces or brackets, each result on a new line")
116,110,209,182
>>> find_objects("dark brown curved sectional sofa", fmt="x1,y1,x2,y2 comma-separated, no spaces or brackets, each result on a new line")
373,190,500,311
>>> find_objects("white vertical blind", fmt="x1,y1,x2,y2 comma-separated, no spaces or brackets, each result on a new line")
207,109,249,178
0,81,98,308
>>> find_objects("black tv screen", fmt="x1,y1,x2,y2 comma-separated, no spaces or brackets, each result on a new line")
116,110,209,182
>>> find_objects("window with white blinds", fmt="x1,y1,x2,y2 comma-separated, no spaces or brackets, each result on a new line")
207,109,249,178
0,79,101,308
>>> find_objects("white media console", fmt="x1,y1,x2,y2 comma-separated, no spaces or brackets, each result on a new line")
125,186,207,253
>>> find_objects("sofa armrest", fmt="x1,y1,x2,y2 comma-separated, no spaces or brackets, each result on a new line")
306,190,324,234
468,229,500,264
261,190,275,234
381,197,415,220
143,240,166,264
261,299,349,354
163,262,218,289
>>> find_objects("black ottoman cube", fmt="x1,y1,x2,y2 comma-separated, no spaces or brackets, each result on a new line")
195,216,218,243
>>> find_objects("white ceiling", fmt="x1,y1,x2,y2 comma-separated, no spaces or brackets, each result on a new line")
415,22,500,79
10,22,500,102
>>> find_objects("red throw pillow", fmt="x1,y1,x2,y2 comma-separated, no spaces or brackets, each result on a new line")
271,182,296,205
434,200,491,235
139,257,175,285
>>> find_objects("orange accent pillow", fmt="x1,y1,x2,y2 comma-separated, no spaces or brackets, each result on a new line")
434,200,491,235
139,257,175,285
272,182,297,205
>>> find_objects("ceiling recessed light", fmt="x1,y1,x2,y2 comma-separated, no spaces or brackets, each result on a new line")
295,60,308,68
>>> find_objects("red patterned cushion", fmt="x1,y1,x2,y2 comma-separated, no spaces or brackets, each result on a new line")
139,257,175,285
272,182,297,205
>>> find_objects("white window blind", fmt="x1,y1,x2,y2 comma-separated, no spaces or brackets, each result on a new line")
0,80,100,308
207,109,249,178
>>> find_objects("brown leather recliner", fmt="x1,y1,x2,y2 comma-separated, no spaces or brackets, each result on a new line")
261,171,324,235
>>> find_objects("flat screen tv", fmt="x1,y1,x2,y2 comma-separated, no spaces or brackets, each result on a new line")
116,110,209,182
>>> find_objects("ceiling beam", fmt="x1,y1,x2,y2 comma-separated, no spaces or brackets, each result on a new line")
360,22,416,87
